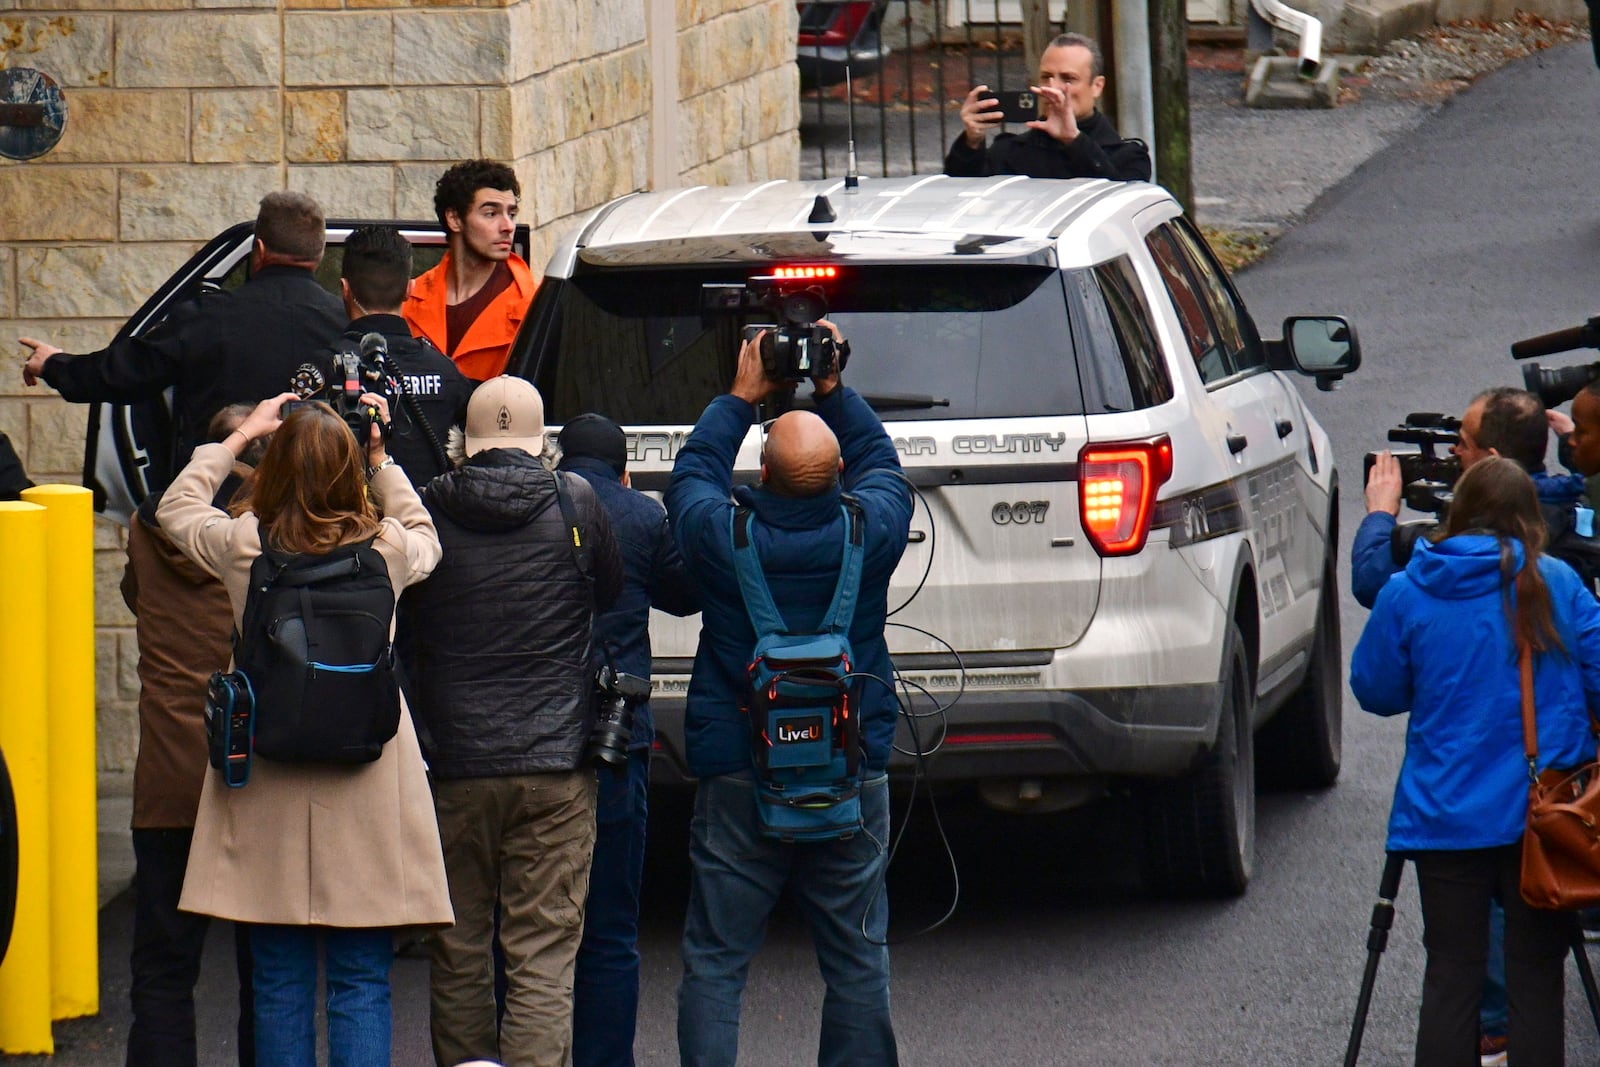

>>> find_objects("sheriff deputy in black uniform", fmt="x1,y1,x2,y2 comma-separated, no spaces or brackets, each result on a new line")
20,192,346,486
328,225,472,488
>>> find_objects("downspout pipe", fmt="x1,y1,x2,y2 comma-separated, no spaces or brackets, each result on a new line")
1249,0,1323,76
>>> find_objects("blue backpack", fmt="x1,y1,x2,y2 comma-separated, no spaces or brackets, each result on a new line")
731,500,865,842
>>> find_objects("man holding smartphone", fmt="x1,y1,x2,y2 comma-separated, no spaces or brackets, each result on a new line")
943,32,1152,183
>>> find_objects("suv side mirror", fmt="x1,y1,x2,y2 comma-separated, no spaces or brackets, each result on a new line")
1275,315,1360,391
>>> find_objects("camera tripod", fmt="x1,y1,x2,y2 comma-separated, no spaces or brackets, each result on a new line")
1343,852,1600,1066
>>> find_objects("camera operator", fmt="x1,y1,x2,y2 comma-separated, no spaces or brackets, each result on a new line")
323,226,471,489
665,323,912,1065
400,376,622,1067
1355,386,1594,609
554,413,700,1067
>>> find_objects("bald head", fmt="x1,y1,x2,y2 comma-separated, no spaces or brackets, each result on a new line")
761,411,842,497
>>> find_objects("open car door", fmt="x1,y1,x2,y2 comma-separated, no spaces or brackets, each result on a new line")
84,220,532,525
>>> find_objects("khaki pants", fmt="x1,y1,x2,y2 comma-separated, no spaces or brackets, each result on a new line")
429,771,598,1067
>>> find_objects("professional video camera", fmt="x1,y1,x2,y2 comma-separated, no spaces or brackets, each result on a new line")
288,332,393,445
584,663,651,773
1363,411,1462,517
702,272,852,382
1512,314,1600,408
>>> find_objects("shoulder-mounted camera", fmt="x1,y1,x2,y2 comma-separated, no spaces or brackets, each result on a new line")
702,271,852,382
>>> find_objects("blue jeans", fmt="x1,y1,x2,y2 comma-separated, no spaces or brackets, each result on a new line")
1482,899,1507,1037
573,748,650,1067
250,925,393,1067
677,772,898,1067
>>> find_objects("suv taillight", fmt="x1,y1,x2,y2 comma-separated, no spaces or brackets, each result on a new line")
1078,436,1173,556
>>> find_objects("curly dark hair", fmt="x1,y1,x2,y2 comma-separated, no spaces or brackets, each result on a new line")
433,160,520,231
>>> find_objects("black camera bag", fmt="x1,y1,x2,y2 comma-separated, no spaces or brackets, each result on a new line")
234,537,400,765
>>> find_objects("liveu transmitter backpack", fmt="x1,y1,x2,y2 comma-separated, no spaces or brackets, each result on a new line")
732,500,865,842
233,537,401,765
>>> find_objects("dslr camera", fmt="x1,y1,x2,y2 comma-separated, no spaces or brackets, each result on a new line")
1363,411,1462,517
1513,314,1600,407
585,663,652,774
287,332,394,445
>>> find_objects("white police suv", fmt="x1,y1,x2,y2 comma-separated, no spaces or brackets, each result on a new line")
505,175,1358,897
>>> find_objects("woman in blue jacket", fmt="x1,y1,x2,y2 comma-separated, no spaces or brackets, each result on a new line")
1351,456,1600,1067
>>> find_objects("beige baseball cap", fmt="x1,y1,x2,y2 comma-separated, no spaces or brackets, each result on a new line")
464,375,546,457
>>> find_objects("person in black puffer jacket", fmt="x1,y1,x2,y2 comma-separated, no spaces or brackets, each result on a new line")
402,375,622,1067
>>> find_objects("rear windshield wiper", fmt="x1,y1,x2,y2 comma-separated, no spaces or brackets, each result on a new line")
858,393,951,411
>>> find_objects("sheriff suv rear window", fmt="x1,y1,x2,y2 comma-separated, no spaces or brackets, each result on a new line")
525,265,1084,424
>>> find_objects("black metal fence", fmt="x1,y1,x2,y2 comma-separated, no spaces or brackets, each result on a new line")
798,1,1071,180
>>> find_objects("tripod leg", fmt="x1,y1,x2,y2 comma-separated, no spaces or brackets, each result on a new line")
1345,853,1407,1067
1572,921,1600,1041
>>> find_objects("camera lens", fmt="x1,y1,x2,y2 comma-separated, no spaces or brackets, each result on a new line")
584,693,634,773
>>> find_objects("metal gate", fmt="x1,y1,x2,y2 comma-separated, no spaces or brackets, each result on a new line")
798,0,1072,180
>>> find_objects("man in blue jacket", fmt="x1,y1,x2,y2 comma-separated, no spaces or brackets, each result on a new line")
1354,387,1592,608
665,326,912,1067
556,413,699,1067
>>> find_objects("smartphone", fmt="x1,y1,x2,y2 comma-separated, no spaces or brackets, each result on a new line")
980,89,1040,125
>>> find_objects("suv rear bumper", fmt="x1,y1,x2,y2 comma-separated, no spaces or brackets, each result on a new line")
646,680,1221,789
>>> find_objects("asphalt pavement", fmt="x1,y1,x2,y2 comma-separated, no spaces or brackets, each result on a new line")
13,41,1600,1066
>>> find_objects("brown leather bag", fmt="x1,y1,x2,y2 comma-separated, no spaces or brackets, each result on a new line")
1518,643,1600,910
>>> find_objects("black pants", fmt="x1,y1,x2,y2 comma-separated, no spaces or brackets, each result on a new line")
1412,844,1575,1067
127,828,254,1067
1589,0,1600,71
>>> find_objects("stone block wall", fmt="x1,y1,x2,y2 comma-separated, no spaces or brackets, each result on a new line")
0,0,800,770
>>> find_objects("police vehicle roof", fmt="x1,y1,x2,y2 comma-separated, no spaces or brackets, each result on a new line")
566,176,1173,271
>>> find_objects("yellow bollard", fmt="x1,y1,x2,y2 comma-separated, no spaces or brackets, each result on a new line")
0,501,54,1054
22,484,98,1021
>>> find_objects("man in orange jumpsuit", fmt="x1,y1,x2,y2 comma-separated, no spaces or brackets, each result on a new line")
404,160,537,382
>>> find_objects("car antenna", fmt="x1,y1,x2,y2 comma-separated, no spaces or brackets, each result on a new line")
843,65,859,190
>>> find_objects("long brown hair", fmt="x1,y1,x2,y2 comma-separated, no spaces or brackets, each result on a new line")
1440,456,1563,654
234,402,380,555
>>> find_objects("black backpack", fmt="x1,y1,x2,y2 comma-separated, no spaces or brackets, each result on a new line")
234,537,401,764
1543,500,1600,599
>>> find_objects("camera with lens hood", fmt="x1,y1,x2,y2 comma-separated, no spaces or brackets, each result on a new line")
743,287,852,382
702,273,852,383
1512,315,1600,408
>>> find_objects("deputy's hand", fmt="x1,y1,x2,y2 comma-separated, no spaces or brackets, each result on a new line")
19,337,61,388
959,86,1003,148
731,331,782,406
359,393,391,463
1027,83,1080,145
812,320,844,399
1549,409,1576,436
1365,451,1402,517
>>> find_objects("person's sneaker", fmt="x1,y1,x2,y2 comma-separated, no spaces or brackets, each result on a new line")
1581,907,1600,941
1479,1031,1508,1067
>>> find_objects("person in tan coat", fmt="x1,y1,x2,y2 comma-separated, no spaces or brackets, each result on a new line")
157,391,453,1067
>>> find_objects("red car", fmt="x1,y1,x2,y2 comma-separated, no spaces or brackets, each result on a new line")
797,1,890,89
